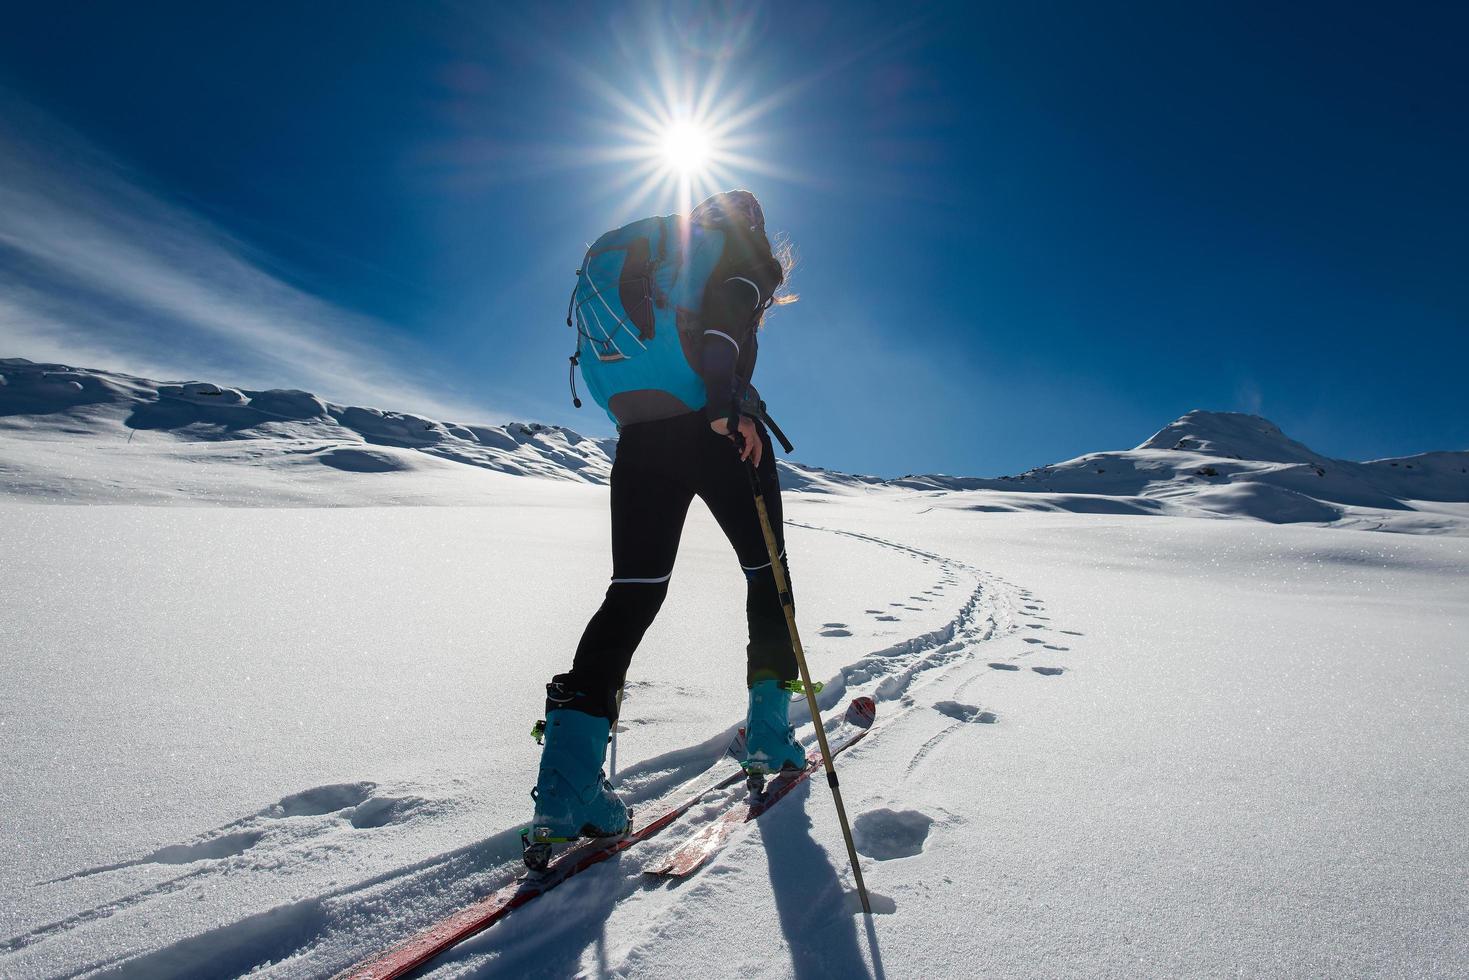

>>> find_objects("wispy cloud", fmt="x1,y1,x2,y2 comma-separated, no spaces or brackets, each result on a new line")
0,95,495,423
1233,378,1264,416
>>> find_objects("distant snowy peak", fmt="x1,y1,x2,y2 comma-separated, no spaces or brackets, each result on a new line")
1135,410,1326,465
779,408,1466,535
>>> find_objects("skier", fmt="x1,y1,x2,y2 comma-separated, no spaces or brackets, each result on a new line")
527,190,801,850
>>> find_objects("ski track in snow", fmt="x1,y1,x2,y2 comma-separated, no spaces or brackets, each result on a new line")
2,522,1083,979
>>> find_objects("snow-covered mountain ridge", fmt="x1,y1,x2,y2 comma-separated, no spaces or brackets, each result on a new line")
0,357,616,503
859,409,1469,534
2,358,1465,532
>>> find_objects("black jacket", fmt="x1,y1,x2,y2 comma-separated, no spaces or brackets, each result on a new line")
696,226,783,425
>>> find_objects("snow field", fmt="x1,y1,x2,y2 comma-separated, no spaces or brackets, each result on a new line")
0,491,1463,976
0,487,977,978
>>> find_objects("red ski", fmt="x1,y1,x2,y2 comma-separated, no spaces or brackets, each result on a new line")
335,696,875,979
643,695,876,879
334,767,745,980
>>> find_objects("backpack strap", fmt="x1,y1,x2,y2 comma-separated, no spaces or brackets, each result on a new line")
566,269,584,406
758,404,795,454
652,217,670,309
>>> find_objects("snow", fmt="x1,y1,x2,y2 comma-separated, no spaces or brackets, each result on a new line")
1,358,1466,978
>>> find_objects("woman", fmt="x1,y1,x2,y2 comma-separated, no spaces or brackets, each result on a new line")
526,190,800,853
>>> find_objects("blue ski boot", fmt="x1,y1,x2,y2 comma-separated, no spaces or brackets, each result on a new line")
741,680,809,790
524,708,629,870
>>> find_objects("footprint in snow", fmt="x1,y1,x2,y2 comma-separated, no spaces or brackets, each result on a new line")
262,782,438,831
1043,644,1069,651
853,808,934,860
1060,630,1083,636
820,627,852,637
1022,637,1045,645
264,782,376,818
933,701,997,724
875,615,899,622
350,795,438,829
988,662,1020,671
1032,666,1065,676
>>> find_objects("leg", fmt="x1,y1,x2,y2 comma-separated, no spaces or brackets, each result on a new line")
557,457,693,718
697,424,798,687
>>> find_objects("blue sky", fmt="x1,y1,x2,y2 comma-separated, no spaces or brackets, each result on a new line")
1,1,1465,477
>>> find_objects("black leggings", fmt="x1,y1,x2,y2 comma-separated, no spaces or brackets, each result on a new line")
553,411,797,720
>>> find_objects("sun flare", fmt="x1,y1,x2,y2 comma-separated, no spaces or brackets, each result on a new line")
564,9,807,215
659,121,713,177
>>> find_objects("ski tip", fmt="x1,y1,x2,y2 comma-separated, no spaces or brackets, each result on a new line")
846,696,876,729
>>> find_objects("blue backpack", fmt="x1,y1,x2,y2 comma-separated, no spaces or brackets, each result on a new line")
564,214,726,426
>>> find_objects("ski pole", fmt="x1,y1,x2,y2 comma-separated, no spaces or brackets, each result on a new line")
746,461,873,916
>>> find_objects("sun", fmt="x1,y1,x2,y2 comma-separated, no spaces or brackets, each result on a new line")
449,8,825,215
562,10,809,215
659,121,713,177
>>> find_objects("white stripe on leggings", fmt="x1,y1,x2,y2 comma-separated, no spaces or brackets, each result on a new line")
610,572,673,585
740,549,786,573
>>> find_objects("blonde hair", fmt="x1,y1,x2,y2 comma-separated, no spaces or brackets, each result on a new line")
768,231,799,308
694,189,798,324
